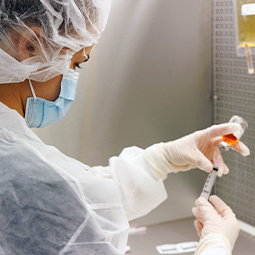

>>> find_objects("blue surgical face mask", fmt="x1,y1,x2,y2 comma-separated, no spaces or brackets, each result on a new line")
25,69,79,128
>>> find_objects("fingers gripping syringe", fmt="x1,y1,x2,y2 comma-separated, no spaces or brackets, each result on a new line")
200,155,221,200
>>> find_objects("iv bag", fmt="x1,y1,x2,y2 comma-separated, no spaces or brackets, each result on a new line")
234,0,255,73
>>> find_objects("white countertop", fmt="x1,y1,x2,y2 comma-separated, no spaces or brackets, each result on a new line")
127,218,255,255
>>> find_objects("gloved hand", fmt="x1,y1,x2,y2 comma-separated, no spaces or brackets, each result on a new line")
192,195,239,255
144,123,250,180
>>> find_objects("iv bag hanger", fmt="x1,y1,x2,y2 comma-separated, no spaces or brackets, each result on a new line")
234,0,255,74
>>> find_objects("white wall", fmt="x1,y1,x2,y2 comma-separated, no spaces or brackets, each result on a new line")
35,0,213,225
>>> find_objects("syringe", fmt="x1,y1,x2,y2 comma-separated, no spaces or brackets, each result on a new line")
200,155,221,200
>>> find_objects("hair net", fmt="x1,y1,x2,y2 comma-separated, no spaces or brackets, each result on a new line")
0,0,111,83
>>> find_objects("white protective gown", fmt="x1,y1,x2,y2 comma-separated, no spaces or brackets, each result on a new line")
0,102,167,255
201,248,229,255
0,102,231,255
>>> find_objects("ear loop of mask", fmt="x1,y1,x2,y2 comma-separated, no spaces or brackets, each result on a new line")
28,79,37,101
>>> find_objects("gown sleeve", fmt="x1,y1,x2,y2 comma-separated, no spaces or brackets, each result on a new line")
200,247,230,255
88,146,168,221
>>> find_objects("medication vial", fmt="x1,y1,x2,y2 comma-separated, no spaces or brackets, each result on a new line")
219,115,248,151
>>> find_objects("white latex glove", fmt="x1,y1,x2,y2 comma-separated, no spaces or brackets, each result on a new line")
144,123,250,179
192,195,239,255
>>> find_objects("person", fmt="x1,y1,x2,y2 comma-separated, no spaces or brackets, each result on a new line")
0,1,250,254
192,195,240,255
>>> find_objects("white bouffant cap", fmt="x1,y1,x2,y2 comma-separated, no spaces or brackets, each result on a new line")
0,0,111,83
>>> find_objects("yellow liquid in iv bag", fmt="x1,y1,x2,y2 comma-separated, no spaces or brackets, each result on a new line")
236,1,255,73
237,1,255,48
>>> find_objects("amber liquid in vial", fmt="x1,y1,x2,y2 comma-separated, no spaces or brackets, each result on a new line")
237,1,255,48
222,133,239,147
219,115,248,151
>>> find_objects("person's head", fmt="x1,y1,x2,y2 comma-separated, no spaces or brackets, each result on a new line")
0,0,111,126
0,0,111,83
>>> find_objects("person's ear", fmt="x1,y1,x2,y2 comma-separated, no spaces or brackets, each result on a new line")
17,26,43,61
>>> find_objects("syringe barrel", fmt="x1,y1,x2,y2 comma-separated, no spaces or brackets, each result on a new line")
200,170,218,200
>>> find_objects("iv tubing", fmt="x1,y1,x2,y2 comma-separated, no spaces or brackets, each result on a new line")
245,43,254,74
